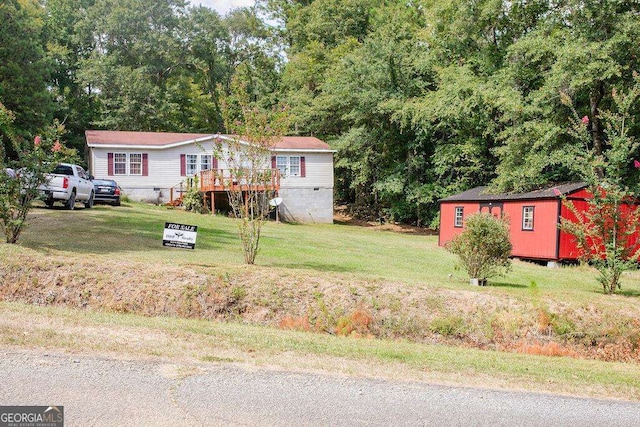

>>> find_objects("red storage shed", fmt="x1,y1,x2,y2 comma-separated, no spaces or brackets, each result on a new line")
439,182,592,261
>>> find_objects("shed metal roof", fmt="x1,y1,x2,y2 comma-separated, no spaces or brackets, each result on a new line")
440,182,588,202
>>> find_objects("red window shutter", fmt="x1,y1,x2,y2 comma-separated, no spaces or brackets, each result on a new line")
271,156,276,169
300,156,306,177
213,157,218,169
107,153,114,176
180,154,186,176
142,153,148,176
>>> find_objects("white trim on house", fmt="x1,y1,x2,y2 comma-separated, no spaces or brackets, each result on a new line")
86,135,216,150
274,148,335,153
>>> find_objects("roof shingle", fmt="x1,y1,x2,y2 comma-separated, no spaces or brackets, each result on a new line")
85,130,332,151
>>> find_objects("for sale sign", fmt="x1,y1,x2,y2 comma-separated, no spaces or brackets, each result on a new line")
163,222,198,249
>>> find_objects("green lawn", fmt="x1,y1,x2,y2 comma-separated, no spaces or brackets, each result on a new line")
19,201,640,300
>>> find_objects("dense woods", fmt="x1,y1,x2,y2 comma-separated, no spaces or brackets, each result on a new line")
2,0,640,226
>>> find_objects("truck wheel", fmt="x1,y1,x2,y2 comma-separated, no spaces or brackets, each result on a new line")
65,191,76,210
84,191,94,209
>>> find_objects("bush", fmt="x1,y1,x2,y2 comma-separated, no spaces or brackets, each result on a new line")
183,187,208,214
446,212,512,283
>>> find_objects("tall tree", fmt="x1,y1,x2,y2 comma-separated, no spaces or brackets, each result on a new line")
182,6,233,131
77,0,190,131
225,6,283,110
45,0,99,152
494,0,640,191
0,0,54,157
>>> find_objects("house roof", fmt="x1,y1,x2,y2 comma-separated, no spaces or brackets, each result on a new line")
440,182,588,202
85,130,333,152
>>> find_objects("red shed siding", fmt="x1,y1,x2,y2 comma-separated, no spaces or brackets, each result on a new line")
439,185,640,261
440,200,561,259
439,202,479,246
558,195,640,260
558,200,585,260
504,200,559,259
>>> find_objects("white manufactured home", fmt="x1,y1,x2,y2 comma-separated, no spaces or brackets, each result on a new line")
85,130,335,223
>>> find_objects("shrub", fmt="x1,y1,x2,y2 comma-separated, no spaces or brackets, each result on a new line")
446,212,512,283
429,315,467,338
183,187,208,214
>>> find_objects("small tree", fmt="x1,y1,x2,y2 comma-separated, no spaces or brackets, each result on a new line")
560,186,640,294
558,80,640,294
0,103,76,244
218,80,289,264
446,212,512,285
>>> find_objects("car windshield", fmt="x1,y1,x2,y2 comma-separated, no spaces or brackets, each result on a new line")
52,165,74,175
93,180,116,186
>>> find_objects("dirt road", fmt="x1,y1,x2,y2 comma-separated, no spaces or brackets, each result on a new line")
2,349,640,426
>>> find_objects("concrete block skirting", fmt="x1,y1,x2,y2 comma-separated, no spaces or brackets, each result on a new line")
120,187,167,204
277,187,334,224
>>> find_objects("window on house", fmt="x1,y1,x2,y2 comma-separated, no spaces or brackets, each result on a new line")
454,207,464,227
201,155,212,171
522,206,534,230
276,156,287,176
114,153,127,175
186,154,198,176
129,153,142,175
289,156,301,177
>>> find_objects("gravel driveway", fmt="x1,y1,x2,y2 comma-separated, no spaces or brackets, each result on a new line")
2,350,639,426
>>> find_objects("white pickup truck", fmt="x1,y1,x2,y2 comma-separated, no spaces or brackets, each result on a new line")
39,163,95,210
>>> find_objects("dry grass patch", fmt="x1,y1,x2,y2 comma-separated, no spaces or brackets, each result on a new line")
2,244,640,363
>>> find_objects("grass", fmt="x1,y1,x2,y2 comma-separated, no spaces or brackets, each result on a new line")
2,201,640,398
2,301,640,401
20,202,640,297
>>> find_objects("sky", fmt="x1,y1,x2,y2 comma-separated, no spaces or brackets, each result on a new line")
191,0,255,15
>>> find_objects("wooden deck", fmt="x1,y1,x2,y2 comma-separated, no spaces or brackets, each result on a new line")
169,169,281,209
197,169,280,192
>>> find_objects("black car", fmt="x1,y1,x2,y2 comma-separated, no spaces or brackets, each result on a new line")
92,179,121,206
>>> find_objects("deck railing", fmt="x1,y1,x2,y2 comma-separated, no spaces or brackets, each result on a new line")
198,168,280,192
169,168,281,204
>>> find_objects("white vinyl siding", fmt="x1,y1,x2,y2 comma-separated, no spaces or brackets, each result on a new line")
276,152,333,189
90,143,333,191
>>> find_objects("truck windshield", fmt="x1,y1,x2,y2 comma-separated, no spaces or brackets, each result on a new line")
52,165,73,175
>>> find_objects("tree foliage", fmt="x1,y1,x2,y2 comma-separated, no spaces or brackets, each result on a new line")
559,79,640,294
3,0,640,228
0,0,54,157
0,104,77,243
